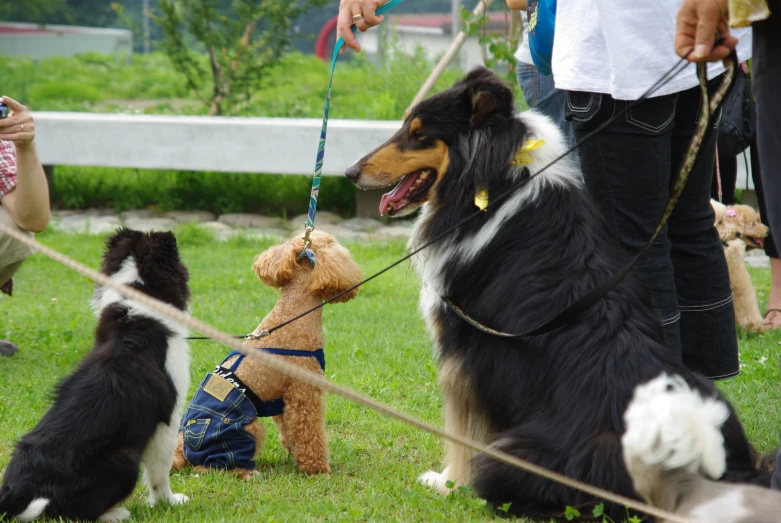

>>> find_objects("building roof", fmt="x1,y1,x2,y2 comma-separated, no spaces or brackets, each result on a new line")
388,12,509,33
0,22,130,36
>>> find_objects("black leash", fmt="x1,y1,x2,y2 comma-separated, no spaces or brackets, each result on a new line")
190,47,731,342
444,52,738,337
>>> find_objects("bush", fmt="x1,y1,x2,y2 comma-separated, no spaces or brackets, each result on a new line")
52,167,357,217
29,81,104,103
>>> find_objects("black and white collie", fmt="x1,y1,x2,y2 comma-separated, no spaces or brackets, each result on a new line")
623,374,781,522
0,228,191,522
345,68,769,520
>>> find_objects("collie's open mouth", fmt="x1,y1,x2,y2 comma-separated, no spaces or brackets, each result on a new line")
379,169,435,216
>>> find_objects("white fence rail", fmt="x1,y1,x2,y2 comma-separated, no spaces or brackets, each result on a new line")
33,112,401,176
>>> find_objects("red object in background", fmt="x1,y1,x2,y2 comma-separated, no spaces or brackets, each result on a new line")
315,16,338,61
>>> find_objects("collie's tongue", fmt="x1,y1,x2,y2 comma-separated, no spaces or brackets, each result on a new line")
379,172,419,215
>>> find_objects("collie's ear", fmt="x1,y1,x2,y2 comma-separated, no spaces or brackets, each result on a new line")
309,241,363,303
253,242,299,288
464,67,514,127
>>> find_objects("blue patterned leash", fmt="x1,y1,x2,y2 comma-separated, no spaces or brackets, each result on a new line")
299,0,407,265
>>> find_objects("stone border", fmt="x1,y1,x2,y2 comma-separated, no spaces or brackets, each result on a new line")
50,209,414,243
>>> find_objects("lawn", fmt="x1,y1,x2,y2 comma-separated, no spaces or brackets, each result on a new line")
2,228,781,522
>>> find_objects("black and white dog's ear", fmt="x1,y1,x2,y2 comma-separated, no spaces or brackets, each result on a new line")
463,67,515,127
104,227,136,252
155,231,179,257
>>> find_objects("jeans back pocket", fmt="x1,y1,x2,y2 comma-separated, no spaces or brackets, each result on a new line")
625,94,678,134
183,418,211,451
566,91,609,132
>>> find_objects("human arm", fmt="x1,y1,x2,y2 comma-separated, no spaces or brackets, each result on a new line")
337,0,386,53
0,96,50,233
675,0,738,62
506,0,527,10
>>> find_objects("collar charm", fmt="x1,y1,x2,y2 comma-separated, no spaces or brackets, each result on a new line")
511,139,545,166
474,188,489,212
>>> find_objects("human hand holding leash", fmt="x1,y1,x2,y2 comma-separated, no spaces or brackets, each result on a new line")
0,96,36,148
337,0,386,53
675,0,737,63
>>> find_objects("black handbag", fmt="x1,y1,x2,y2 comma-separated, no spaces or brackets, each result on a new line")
718,63,756,157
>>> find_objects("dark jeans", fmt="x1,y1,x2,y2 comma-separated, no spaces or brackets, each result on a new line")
753,10,781,259
565,84,739,380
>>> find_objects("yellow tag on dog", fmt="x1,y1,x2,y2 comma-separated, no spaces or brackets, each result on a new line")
729,0,770,27
203,373,233,402
511,139,545,166
475,188,489,211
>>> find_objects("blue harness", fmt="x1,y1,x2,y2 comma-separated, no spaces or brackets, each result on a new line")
180,348,325,470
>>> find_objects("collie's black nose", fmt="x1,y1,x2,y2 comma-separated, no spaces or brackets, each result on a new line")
345,163,361,183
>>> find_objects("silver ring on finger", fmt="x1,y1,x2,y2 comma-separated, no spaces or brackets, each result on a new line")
19,123,24,131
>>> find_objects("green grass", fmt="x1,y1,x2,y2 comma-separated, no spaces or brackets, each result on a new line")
3,229,778,522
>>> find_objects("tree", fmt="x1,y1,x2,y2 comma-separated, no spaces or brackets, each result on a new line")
0,0,66,23
152,0,327,116
0,0,124,26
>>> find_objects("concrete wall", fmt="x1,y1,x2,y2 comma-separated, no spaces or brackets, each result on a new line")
0,23,132,59
33,112,401,176
32,111,756,214
360,27,489,72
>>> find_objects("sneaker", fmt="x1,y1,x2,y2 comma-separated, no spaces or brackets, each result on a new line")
0,340,18,357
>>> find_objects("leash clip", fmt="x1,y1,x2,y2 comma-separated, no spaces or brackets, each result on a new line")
298,225,317,265
245,330,269,341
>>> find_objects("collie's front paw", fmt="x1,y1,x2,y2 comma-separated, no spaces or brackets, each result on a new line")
98,507,131,522
418,469,453,495
169,493,189,505
147,491,189,507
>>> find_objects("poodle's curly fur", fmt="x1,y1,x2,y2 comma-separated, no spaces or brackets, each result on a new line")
712,199,769,333
172,231,362,480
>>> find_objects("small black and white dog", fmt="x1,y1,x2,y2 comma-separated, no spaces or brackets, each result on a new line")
0,228,191,522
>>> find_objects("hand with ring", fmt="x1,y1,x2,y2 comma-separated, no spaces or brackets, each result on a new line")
0,96,36,149
337,0,386,53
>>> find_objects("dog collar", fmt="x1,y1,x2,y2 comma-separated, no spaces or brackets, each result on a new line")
474,139,546,211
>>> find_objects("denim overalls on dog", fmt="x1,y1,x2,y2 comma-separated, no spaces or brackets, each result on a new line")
181,349,326,470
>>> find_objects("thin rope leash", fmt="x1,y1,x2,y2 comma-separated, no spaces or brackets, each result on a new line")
256,54,697,338
0,222,695,523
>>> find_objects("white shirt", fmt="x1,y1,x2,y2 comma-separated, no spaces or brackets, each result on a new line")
551,0,753,100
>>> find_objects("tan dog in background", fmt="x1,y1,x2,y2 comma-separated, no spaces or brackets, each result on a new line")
172,231,362,479
712,200,769,333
